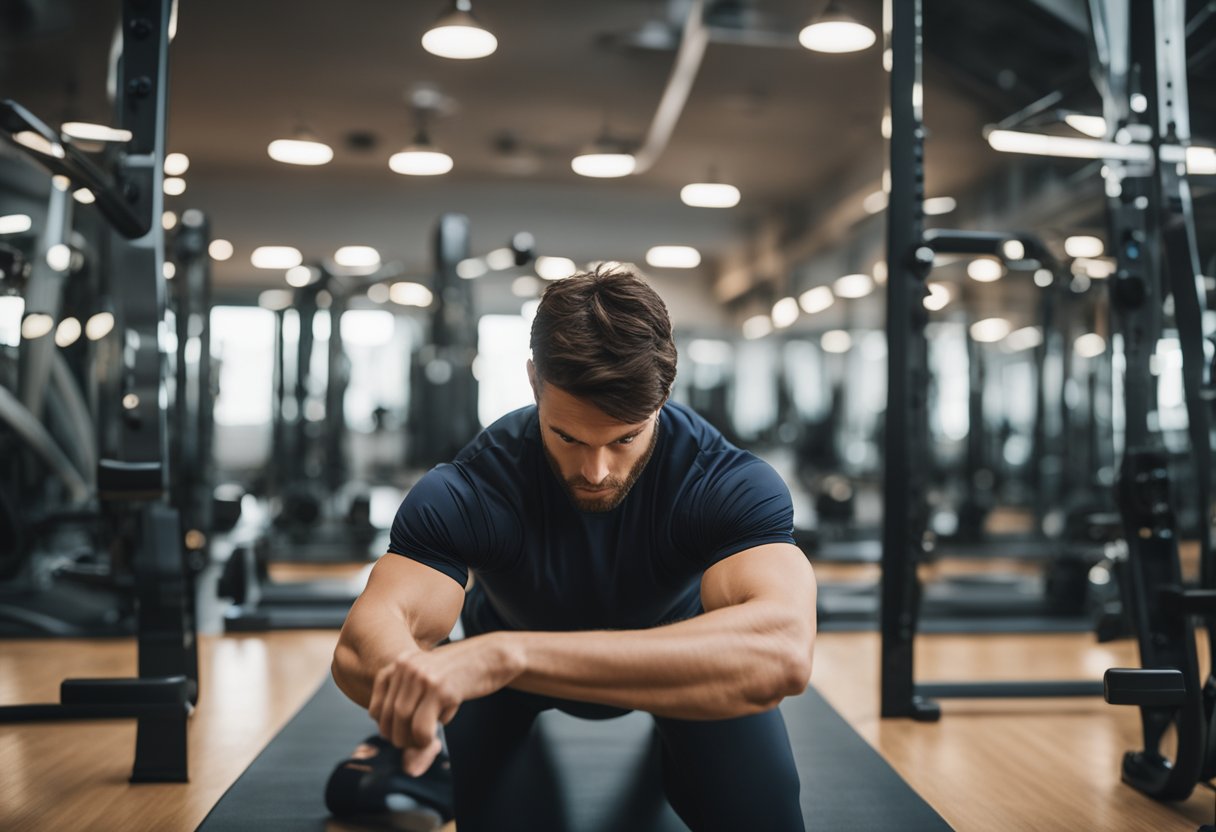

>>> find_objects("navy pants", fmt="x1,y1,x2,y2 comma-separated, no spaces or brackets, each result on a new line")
444,686,805,832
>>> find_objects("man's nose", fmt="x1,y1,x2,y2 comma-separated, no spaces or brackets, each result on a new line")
580,447,611,485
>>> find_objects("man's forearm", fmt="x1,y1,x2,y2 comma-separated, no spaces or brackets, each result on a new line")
333,604,427,707
496,600,813,719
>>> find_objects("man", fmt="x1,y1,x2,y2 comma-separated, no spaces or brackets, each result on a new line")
331,267,817,831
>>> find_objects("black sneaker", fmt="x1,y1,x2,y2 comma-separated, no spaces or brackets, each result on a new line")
324,735,454,831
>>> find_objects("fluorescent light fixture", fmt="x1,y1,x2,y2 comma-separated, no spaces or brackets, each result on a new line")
571,151,636,178
209,239,234,261
1064,114,1107,138
833,273,874,299
22,313,54,340
73,188,95,204
15,131,64,158
389,146,454,176
334,245,381,269
742,315,773,340
251,246,303,269
485,247,516,271
923,282,950,311
799,286,835,314
0,214,32,234
535,256,577,280
686,339,732,365
163,177,186,196
457,258,488,279
512,276,541,297
258,290,294,311
772,297,800,329
863,190,887,214
821,329,853,353
1002,239,1025,261
1064,235,1104,258
390,282,434,307
798,2,876,53
268,138,334,166
163,210,177,230
1187,146,1216,174
163,262,175,279
367,283,391,303
967,257,1004,282
986,129,1151,161
422,0,497,59
85,311,115,341
680,182,740,208
61,121,132,143
646,246,701,269
164,152,190,176
923,196,956,216
54,316,81,348
46,244,71,272
286,265,314,287
1004,326,1043,352
1075,332,1107,358
970,317,1011,343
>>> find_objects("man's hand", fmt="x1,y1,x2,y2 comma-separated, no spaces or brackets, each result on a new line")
367,634,525,775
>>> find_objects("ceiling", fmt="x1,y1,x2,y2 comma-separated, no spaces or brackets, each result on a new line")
1,0,1213,328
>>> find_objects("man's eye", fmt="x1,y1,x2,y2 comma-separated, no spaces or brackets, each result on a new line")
617,436,636,445
559,434,577,444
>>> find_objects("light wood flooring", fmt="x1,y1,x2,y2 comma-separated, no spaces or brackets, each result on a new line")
1,567,1213,832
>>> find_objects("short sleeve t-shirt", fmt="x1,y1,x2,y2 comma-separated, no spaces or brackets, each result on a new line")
388,400,795,635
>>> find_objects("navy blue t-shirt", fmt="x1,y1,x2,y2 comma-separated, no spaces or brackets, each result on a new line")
387,401,795,636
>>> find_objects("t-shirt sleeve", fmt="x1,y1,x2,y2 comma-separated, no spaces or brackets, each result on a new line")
678,453,797,569
387,464,507,588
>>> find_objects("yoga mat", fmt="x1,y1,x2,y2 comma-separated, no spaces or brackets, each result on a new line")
198,676,953,831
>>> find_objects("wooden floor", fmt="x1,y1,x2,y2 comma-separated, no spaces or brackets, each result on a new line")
2,596,1214,831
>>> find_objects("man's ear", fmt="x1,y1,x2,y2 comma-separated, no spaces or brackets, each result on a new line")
527,360,541,403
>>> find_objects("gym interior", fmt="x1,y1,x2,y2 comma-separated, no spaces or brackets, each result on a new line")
2,1,1215,830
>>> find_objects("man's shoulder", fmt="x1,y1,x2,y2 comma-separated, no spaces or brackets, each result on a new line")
453,405,538,466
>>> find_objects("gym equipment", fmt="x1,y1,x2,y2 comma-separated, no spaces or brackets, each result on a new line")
324,734,454,825
0,0,198,783
197,676,952,832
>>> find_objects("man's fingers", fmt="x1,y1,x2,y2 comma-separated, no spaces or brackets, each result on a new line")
378,671,402,740
409,696,442,750
402,736,443,777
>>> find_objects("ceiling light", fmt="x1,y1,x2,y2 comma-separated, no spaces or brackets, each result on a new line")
485,247,516,270
799,286,835,314
46,244,71,272
535,256,576,280
821,330,853,353
512,276,541,297
389,131,454,176
1064,114,1107,138
799,1,876,53
164,152,190,176
571,148,636,178
986,129,1151,161
1034,268,1054,287
970,317,1011,343
872,260,888,284
15,131,64,158
1130,93,1148,113
422,0,498,60
923,282,950,311
0,214,32,234
923,196,956,216
22,313,54,340
163,262,176,279
863,190,888,214
646,246,701,269
1075,332,1107,358
1188,146,1216,174
61,121,132,143
967,257,1004,282
334,245,381,269
163,177,186,196
687,339,732,365
54,316,81,348
268,137,334,166
772,297,800,329
833,273,874,299
163,210,177,230
1064,235,1104,258
286,265,314,287
742,315,772,340
258,290,293,311
1002,239,1025,260
1004,326,1043,352
209,239,234,261
1072,257,1116,278
680,182,740,208
390,282,434,307
73,188,95,204
457,258,487,279
251,246,303,269
85,312,115,341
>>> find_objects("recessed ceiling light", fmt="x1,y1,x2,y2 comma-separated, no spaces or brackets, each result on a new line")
1064,235,1104,258
646,246,701,269
334,245,381,269
390,282,434,307
799,286,835,314
251,246,303,269
833,273,874,298
286,265,314,287
771,297,800,329
967,257,1004,282
743,315,772,340
209,239,234,261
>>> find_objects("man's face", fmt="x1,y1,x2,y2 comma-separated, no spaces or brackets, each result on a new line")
530,367,660,513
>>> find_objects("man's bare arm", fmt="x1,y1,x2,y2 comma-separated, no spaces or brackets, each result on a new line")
331,555,465,708
500,542,816,719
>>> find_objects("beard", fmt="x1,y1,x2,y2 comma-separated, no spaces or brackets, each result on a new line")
543,421,660,513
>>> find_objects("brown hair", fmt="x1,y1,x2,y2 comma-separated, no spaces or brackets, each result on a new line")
530,265,677,423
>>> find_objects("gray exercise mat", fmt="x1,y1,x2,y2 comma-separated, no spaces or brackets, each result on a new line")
196,676,953,831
